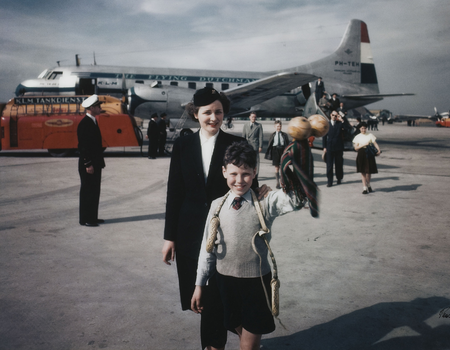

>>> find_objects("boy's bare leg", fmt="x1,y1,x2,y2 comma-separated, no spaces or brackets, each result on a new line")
235,326,262,350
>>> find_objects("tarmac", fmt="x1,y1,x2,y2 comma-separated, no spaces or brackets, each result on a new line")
1,121,450,350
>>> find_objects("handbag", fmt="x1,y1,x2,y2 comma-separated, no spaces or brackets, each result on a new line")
365,142,378,158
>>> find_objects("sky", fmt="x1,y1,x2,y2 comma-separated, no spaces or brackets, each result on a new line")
1,0,449,116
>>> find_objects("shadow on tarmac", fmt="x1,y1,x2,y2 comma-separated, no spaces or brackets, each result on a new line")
261,297,450,350
374,184,422,193
102,213,165,224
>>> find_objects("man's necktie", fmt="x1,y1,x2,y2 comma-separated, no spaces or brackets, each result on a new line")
231,197,243,210
250,123,253,130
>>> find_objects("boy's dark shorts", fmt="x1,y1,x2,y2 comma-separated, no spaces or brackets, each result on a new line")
216,272,275,335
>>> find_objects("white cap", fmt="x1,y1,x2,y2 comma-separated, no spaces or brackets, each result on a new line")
82,94,102,108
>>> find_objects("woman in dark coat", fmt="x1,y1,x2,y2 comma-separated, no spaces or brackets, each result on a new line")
161,87,268,350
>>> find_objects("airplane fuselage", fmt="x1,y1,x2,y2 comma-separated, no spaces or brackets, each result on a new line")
15,20,395,123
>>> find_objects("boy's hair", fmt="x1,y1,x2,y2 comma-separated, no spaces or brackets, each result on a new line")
223,141,257,169
274,120,282,126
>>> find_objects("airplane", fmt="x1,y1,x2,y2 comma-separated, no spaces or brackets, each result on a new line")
15,19,413,135
388,107,448,125
434,107,449,119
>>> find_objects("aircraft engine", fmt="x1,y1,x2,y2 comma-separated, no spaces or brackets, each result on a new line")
127,84,192,119
128,84,168,116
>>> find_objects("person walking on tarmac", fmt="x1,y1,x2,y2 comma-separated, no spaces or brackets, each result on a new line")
77,94,105,227
265,120,290,189
242,111,264,174
146,112,159,159
157,112,168,157
323,111,345,187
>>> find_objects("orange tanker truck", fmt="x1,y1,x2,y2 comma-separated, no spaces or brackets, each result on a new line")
0,95,142,156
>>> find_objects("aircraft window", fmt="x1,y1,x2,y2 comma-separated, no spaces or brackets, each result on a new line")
205,83,214,88
38,70,49,79
170,82,178,86
188,82,196,89
48,71,63,80
135,80,144,84
222,83,229,90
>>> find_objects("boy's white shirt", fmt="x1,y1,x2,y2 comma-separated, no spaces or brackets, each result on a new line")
195,188,300,286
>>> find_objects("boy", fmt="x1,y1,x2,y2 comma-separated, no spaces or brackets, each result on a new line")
191,141,302,350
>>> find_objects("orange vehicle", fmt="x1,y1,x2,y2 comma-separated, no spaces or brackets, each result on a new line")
436,117,450,128
0,95,142,156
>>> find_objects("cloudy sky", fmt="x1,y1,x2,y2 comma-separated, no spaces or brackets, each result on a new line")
1,0,449,116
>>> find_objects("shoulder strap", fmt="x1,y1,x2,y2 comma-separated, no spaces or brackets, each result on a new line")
250,189,269,234
206,191,230,253
250,190,282,319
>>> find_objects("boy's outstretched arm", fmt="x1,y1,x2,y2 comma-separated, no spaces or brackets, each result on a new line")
191,286,204,314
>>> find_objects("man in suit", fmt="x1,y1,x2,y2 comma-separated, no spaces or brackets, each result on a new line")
315,77,326,103
318,93,331,116
157,112,168,157
77,94,106,227
242,111,263,174
146,112,159,159
322,111,345,187
329,93,341,111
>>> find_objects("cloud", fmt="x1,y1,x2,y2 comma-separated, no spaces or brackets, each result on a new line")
0,0,449,114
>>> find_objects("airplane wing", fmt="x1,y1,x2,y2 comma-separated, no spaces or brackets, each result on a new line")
394,114,435,120
224,72,317,110
341,93,415,99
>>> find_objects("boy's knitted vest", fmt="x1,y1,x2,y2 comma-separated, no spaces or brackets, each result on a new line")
214,198,271,278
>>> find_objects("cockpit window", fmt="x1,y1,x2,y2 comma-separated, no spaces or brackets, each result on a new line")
38,69,49,79
48,71,63,80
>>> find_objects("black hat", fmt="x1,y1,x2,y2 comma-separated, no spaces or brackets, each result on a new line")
193,87,221,107
160,112,167,118
151,113,158,119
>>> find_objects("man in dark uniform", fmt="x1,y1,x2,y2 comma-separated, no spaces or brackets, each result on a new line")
146,112,159,159
329,93,341,111
157,112,168,157
322,111,345,187
77,94,105,227
315,77,326,103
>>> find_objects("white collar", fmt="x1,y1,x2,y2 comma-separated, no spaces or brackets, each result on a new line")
86,112,96,124
199,128,219,145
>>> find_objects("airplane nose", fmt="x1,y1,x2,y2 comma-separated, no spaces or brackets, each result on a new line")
15,83,26,96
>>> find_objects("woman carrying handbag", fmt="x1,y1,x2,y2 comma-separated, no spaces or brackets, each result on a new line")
352,122,381,194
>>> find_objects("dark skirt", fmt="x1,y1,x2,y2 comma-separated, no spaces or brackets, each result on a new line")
272,146,286,166
356,148,378,174
176,254,228,349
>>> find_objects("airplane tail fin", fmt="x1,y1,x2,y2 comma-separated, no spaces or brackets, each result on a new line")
287,19,379,92
330,19,378,87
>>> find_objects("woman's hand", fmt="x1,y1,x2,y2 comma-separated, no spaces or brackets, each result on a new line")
374,141,381,156
162,240,176,265
191,286,204,314
257,184,272,199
